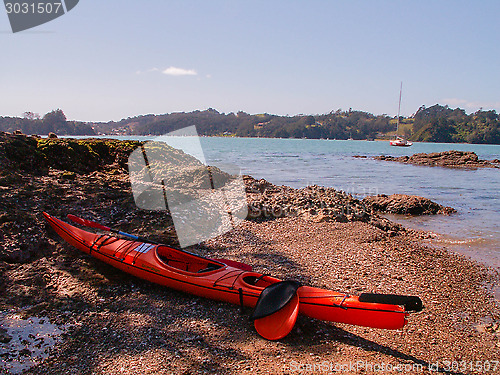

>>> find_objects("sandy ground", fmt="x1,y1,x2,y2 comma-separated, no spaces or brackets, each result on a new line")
2,217,499,374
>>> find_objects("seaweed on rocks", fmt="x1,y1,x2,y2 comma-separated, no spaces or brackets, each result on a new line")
362,194,456,216
375,150,500,169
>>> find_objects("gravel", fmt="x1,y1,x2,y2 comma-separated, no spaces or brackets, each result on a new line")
2,217,498,374
1,134,499,374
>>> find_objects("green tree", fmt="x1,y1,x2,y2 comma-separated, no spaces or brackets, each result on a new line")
43,109,68,134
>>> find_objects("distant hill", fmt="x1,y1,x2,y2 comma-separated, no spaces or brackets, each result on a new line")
2,105,499,144
410,104,500,144
93,108,394,141
0,109,95,136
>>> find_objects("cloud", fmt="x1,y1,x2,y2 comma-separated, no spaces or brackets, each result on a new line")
162,66,197,76
136,66,200,77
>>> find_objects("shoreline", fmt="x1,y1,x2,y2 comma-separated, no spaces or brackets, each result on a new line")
380,212,500,270
1,134,500,373
48,132,500,147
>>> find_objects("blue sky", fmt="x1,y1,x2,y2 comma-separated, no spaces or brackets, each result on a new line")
1,0,499,122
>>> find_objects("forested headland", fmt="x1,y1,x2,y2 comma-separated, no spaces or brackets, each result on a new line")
1,104,499,144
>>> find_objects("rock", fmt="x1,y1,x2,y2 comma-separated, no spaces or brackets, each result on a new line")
62,171,77,180
48,132,58,139
0,132,49,175
19,348,32,356
375,150,499,169
0,327,12,343
362,194,456,215
243,176,403,232
0,133,144,176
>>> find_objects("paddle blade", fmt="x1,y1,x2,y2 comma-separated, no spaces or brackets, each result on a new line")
67,214,110,231
359,293,423,312
254,292,299,340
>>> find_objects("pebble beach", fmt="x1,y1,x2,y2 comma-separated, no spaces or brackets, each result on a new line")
1,133,499,374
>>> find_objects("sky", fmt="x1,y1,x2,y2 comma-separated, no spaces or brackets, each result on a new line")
1,0,500,122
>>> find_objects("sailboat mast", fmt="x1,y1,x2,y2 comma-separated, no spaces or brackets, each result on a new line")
389,82,412,146
396,81,402,135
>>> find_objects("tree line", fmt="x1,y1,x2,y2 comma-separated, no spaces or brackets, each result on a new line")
0,109,95,136
96,108,394,140
1,105,499,144
410,104,500,144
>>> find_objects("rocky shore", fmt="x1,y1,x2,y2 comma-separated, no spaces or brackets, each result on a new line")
375,150,500,169
1,133,499,374
244,176,402,233
362,194,456,216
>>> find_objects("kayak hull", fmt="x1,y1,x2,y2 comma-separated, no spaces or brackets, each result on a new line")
44,213,408,330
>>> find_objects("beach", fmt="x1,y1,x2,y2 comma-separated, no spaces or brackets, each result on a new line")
1,134,500,374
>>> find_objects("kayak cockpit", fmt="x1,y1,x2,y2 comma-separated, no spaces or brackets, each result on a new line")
241,274,277,289
155,245,224,274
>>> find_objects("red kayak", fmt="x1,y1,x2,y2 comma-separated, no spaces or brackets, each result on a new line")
44,213,422,339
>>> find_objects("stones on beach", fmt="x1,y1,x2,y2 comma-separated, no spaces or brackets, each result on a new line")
244,176,370,223
1,134,499,374
0,327,12,343
375,150,499,169
243,176,403,232
362,194,456,216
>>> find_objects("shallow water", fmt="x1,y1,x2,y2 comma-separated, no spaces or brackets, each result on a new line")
0,313,69,374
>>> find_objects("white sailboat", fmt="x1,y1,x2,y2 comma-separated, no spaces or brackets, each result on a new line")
390,82,413,147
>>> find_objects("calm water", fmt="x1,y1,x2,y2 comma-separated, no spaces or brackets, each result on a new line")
72,136,500,268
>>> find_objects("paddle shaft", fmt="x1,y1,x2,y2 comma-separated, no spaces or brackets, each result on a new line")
67,214,157,244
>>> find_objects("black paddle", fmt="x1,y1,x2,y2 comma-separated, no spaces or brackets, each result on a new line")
359,293,423,312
